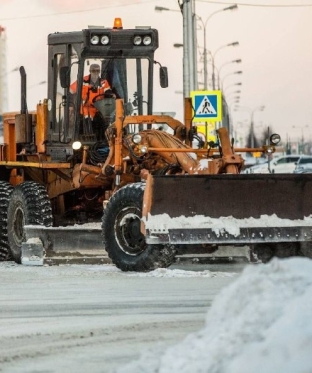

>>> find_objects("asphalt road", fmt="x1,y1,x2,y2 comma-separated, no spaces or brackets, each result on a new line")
0,261,247,373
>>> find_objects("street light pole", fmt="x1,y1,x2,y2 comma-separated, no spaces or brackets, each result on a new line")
196,4,238,90
221,70,242,90
225,90,241,99
212,42,239,89
223,82,242,94
217,59,241,89
156,2,195,96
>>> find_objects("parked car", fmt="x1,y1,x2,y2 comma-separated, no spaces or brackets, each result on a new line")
270,155,301,173
242,161,269,174
241,153,267,168
242,155,300,174
293,155,312,173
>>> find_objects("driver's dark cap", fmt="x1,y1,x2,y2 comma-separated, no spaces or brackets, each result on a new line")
90,64,100,72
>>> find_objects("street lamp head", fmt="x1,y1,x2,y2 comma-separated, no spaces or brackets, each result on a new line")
225,4,238,11
173,43,183,48
233,59,242,63
235,71,243,74
223,82,242,93
226,90,241,96
229,41,239,47
155,6,180,13
155,6,170,12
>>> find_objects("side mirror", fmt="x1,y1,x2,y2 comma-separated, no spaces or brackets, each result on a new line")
60,66,70,88
159,66,168,88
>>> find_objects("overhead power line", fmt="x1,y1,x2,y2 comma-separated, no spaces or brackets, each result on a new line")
196,0,312,7
1,0,311,21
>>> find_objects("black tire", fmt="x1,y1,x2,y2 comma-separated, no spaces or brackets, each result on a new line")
102,182,176,272
7,181,53,263
0,181,14,261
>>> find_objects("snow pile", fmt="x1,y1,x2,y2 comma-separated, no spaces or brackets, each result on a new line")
117,258,312,373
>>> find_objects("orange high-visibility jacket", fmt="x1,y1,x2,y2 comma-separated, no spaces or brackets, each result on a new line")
70,75,111,119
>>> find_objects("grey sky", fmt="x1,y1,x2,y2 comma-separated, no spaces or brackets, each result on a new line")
1,0,312,145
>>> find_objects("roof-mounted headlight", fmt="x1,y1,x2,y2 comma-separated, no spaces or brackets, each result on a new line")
101,35,110,45
143,35,152,45
91,35,100,45
133,35,142,45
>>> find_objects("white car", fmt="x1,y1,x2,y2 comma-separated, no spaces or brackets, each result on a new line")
243,155,300,174
293,155,312,173
270,155,301,173
242,161,269,174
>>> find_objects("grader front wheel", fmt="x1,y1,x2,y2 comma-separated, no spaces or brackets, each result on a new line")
102,182,176,272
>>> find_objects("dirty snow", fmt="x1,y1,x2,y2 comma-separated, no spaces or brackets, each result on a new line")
116,257,312,373
144,213,312,237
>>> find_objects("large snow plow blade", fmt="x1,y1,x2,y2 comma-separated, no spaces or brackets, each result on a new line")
142,174,312,245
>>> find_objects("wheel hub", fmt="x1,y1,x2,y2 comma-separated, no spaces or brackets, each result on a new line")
116,209,146,255
13,204,25,245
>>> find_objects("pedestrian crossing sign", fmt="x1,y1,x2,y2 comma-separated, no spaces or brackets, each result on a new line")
190,90,222,122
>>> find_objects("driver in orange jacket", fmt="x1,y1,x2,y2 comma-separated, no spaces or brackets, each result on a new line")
70,63,114,120
70,63,116,142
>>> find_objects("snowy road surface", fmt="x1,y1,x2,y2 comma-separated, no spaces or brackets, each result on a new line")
0,261,243,373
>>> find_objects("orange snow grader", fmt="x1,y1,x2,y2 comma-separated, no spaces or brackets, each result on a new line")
1,18,312,270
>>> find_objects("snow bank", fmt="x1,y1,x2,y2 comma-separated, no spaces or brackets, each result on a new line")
117,257,312,373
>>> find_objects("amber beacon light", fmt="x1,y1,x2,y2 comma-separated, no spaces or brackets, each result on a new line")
113,18,123,29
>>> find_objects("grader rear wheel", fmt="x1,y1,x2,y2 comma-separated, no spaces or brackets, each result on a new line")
7,181,53,263
0,181,14,261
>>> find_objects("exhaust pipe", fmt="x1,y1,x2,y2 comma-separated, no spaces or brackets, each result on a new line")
20,66,27,114
18,66,32,144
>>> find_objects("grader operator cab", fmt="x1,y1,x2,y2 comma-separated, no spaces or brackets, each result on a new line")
1,18,312,270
